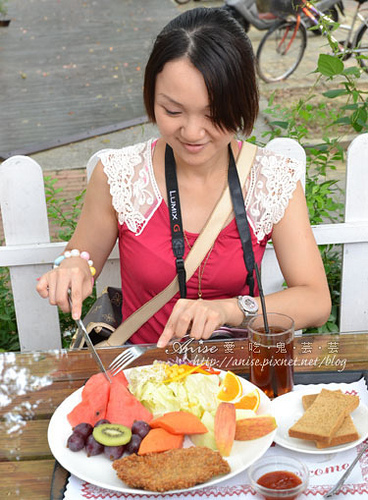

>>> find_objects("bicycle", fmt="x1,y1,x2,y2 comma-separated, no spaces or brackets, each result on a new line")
256,0,368,83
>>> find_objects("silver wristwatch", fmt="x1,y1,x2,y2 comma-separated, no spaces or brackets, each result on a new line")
237,295,259,327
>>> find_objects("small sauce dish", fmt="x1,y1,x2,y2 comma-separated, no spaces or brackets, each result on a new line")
248,455,309,499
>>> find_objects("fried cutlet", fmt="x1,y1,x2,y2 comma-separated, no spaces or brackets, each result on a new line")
112,446,231,492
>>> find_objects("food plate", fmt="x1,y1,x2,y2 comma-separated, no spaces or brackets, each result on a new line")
48,367,276,495
271,387,368,454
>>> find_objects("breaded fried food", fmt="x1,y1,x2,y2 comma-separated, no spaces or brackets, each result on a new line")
112,446,231,492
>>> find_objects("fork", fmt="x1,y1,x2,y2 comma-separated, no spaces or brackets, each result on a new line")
108,345,149,376
108,333,192,376
323,441,368,498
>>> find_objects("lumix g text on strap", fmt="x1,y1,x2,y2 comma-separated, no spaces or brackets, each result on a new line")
165,144,187,298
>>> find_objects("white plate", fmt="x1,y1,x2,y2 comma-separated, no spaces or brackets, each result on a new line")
48,367,276,495
271,387,368,454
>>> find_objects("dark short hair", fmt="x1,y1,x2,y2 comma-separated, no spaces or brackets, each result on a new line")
143,7,259,136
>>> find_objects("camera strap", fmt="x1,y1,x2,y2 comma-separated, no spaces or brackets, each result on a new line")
228,145,255,296
165,145,187,298
165,143,256,298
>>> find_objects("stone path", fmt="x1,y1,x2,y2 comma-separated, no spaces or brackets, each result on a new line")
0,0,179,157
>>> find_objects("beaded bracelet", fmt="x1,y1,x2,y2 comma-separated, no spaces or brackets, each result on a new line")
53,249,96,278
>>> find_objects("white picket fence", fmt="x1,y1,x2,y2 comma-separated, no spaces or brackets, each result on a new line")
1,136,368,351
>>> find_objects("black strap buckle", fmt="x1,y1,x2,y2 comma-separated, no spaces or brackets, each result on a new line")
175,257,187,298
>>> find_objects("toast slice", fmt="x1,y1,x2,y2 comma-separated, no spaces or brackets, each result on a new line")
303,393,359,448
288,389,359,443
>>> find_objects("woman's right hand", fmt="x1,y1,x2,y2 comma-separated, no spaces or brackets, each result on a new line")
36,257,94,320
36,160,119,321
36,159,119,320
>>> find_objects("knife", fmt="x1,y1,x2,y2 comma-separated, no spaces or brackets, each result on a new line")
68,292,111,383
323,441,368,498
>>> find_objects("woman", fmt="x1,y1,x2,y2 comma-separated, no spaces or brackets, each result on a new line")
37,8,331,347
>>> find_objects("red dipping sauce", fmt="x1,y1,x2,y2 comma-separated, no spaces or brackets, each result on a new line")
257,470,302,499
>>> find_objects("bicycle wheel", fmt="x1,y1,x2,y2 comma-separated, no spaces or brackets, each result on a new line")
256,20,307,83
354,23,368,72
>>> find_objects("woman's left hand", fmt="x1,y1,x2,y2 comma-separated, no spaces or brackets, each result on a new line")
157,298,235,348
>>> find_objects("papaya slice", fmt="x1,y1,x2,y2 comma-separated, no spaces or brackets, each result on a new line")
150,411,208,435
138,428,184,455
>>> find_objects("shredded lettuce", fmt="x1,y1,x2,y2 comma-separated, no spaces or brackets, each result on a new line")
183,374,220,417
128,365,220,418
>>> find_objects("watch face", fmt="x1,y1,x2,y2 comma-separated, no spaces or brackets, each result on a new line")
240,296,259,314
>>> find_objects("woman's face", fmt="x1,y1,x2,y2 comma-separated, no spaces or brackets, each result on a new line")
154,58,234,167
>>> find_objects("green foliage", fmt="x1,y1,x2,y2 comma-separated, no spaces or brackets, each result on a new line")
316,54,368,134
262,97,345,333
0,0,8,16
258,20,368,333
0,266,19,352
305,245,342,334
318,53,344,76
44,175,85,241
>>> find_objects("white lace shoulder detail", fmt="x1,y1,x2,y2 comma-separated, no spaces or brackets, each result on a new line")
244,147,303,241
97,139,162,235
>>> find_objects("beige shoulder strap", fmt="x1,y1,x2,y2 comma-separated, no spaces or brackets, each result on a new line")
97,141,257,347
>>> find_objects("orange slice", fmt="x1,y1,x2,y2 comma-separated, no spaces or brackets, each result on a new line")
217,371,243,402
234,389,260,412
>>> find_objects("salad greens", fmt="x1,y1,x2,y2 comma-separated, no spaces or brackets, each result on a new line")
128,364,220,418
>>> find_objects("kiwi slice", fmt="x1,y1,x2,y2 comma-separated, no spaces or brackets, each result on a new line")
92,423,132,446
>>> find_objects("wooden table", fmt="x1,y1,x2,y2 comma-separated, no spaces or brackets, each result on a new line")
1,332,368,500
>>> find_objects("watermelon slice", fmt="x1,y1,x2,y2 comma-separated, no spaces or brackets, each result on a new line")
67,369,151,429
67,372,110,427
105,379,153,427
110,370,129,387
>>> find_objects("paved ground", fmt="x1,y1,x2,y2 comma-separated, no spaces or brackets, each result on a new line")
0,0,179,157
3,0,363,160
2,0,365,162
0,0,271,172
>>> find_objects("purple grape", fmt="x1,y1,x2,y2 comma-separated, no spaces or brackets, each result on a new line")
125,434,142,455
73,422,93,439
94,419,110,428
85,434,104,457
67,432,85,452
131,420,150,439
104,445,125,461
